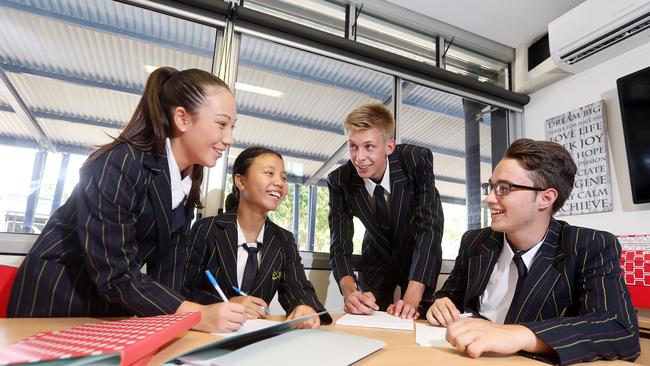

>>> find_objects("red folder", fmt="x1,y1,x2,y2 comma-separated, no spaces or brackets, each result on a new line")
0,312,200,365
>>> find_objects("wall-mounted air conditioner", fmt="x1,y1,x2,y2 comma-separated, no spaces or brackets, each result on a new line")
549,0,650,73
513,34,571,94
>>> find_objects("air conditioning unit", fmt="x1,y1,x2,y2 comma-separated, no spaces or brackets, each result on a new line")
513,35,571,94
549,0,650,73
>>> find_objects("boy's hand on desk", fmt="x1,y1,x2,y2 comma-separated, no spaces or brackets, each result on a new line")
230,295,269,319
388,280,423,319
387,299,419,320
426,297,461,327
343,290,379,315
287,305,320,329
445,318,550,358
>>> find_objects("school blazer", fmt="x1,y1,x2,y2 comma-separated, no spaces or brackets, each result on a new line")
183,212,332,324
328,144,444,292
9,143,192,317
436,218,640,365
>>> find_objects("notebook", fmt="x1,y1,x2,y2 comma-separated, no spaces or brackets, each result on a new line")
335,311,413,331
171,312,385,366
0,312,201,366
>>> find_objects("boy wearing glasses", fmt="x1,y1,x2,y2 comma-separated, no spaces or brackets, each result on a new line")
426,138,639,364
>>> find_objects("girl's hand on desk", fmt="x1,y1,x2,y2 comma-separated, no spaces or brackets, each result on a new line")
287,305,320,329
178,301,246,333
230,295,269,319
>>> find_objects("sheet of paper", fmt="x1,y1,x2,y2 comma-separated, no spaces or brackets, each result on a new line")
415,323,451,348
415,313,474,348
335,311,413,331
212,319,280,338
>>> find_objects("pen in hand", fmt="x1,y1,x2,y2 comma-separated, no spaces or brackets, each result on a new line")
231,286,271,314
204,270,229,302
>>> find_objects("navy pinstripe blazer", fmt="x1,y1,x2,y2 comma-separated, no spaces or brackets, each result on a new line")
328,144,444,295
183,212,332,324
436,218,640,364
8,143,191,317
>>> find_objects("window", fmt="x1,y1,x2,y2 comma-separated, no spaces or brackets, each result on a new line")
244,0,345,37
1,0,521,264
356,12,437,66
0,0,220,233
399,81,505,259
445,43,510,89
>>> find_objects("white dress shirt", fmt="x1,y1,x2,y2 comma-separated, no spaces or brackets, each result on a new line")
479,236,543,324
236,220,265,289
165,138,192,209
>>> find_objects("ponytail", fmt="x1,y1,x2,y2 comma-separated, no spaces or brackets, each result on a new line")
86,67,231,211
224,192,239,212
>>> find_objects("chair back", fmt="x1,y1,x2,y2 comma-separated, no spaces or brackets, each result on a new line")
0,265,18,317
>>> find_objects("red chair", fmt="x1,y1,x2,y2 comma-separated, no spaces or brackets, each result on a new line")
0,265,18,317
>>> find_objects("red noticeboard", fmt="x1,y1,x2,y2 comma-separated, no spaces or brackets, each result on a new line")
618,234,650,309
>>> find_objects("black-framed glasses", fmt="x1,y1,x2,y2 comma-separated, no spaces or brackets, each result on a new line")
481,182,545,196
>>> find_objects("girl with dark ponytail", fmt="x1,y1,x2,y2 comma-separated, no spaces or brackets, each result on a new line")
9,67,246,333
184,147,332,327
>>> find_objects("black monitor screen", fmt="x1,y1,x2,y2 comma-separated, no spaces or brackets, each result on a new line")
617,65,650,204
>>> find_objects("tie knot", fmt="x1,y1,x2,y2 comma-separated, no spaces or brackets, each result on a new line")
374,184,385,197
242,243,259,254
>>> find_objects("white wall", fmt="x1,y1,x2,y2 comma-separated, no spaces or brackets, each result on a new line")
522,42,650,235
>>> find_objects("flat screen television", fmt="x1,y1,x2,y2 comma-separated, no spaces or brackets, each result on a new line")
617,65,650,204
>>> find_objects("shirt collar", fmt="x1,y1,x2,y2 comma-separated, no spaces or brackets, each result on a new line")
364,156,391,197
502,235,544,270
165,138,193,209
236,220,265,246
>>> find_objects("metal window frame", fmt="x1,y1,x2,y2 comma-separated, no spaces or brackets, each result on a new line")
2,0,527,274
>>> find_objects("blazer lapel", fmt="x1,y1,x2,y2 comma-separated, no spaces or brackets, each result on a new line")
214,213,240,289
465,231,502,312
251,221,283,293
388,152,411,243
142,151,173,254
505,219,564,324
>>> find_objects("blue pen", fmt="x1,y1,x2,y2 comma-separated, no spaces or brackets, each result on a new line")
204,270,229,302
231,286,271,314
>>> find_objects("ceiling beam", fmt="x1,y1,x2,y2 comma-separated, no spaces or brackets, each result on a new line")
0,66,56,152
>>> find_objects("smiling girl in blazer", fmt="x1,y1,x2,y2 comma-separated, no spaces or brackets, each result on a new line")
184,147,331,328
9,67,246,333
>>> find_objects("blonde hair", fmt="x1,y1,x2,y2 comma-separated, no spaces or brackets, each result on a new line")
343,103,395,140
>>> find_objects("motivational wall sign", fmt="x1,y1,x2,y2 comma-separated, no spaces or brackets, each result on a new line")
545,100,612,215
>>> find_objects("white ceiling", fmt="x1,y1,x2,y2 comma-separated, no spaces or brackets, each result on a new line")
384,0,585,47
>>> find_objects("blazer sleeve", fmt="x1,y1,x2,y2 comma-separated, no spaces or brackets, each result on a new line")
521,231,640,365
433,231,470,308
407,148,444,287
327,169,356,285
182,217,223,305
278,231,333,324
77,147,184,316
